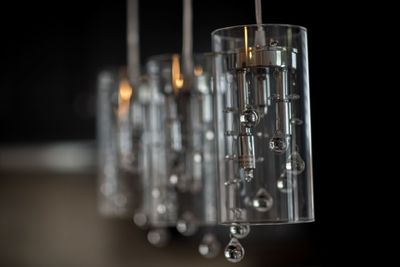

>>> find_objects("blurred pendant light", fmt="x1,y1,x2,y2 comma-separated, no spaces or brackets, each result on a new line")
96,0,144,218
137,0,221,256
126,0,172,246
212,0,314,262
97,67,138,217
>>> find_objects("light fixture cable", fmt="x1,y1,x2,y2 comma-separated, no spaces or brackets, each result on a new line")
182,0,193,86
127,0,140,87
254,0,266,46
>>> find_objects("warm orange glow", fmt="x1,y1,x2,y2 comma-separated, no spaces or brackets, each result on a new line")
172,54,184,94
194,65,203,76
248,47,253,60
119,78,133,101
244,26,248,58
118,78,132,118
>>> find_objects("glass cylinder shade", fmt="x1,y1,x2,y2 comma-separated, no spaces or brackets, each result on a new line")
142,54,217,228
96,68,141,218
212,24,314,224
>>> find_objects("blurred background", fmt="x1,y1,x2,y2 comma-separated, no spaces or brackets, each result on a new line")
0,0,350,266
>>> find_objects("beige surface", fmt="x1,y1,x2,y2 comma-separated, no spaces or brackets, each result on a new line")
0,168,317,267
0,172,257,267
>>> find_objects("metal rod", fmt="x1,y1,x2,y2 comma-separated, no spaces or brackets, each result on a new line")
255,0,262,26
182,0,193,82
127,0,140,86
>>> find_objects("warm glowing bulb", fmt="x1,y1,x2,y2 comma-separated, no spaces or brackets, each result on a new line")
244,26,248,56
175,77,184,88
119,79,133,101
118,78,132,118
172,54,184,94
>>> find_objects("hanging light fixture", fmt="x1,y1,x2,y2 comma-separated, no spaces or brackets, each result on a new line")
142,52,218,230
96,0,314,263
129,0,221,255
97,67,139,218
211,0,314,263
96,0,144,219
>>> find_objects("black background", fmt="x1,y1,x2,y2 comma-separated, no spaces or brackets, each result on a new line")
0,0,373,265
0,0,351,142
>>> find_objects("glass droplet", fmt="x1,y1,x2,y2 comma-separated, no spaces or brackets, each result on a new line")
152,188,160,198
243,196,252,207
229,223,250,239
277,171,294,193
224,238,245,263
252,188,273,212
156,204,166,214
285,151,305,175
290,117,303,125
176,212,198,236
147,228,170,247
198,233,221,258
193,152,202,163
133,211,147,228
169,174,178,185
244,169,254,182
113,194,127,207
240,109,259,128
269,132,287,153
205,130,214,140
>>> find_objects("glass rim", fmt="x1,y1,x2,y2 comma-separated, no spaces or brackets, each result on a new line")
219,218,315,225
211,23,307,36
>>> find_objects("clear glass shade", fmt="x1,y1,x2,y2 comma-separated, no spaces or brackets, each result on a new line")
140,54,217,228
96,68,141,217
212,24,314,224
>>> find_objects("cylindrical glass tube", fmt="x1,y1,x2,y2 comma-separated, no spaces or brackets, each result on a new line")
141,54,217,229
96,67,141,218
212,24,314,224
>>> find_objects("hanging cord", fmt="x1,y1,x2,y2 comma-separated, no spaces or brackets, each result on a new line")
127,0,140,87
255,0,262,26
254,0,266,47
182,0,193,86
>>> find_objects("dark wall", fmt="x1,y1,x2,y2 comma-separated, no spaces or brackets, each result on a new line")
1,0,335,143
